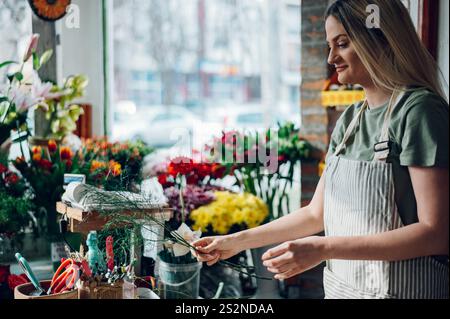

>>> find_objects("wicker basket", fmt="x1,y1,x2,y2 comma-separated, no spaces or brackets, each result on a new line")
14,280,78,299
78,280,123,299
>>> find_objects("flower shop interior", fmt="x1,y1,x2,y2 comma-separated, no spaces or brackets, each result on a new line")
0,0,448,300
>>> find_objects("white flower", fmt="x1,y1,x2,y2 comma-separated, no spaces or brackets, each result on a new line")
170,223,202,257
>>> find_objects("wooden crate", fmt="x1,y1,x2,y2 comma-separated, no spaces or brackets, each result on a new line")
78,280,124,299
56,202,173,235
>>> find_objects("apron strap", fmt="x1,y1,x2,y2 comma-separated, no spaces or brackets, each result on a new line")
333,89,405,161
373,90,405,162
333,100,368,157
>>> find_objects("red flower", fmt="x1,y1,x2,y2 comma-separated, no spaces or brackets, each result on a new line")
60,146,73,161
38,159,53,171
48,140,57,153
0,265,10,284
4,172,19,185
158,174,174,188
168,157,194,176
0,164,7,174
211,163,226,179
64,159,73,170
7,274,29,291
186,174,199,185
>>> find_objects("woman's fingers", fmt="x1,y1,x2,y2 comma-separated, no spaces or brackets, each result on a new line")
206,253,221,266
193,239,219,254
261,242,291,261
266,262,295,275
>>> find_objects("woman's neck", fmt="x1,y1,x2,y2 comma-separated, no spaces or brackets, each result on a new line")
362,84,393,109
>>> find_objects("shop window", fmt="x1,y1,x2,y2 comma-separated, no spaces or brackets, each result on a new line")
111,0,301,151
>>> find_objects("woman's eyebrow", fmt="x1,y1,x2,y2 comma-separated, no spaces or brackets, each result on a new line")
326,34,348,44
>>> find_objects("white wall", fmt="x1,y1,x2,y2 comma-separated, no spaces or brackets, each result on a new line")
438,0,449,100
59,0,105,136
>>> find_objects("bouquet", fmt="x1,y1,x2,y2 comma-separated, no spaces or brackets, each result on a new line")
78,137,153,190
0,159,34,238
206,122,313,221
0,34,59,151
37,74,88,140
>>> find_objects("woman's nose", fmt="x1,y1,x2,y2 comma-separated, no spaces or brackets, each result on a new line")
327,48,339,65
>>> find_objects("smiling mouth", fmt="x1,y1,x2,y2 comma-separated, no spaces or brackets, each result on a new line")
336,66,348,72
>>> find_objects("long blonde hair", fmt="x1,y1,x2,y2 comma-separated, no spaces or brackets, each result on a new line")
325,0,448,101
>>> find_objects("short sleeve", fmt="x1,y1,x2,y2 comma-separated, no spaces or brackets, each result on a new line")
399,94,449,168
325,110,346,165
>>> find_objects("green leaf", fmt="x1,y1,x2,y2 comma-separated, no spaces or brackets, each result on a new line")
0,97,8,103
0,61,17,69
14,72,24,82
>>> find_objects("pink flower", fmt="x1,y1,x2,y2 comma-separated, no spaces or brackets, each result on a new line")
23,34,40,62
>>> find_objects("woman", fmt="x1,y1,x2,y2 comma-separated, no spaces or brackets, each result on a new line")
193,0,449,299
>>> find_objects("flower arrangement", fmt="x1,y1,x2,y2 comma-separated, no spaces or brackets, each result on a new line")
0,159,34,238
206,122,313,221
0,34,58,152
190,191,269,235
78,137,153,190
37,74,88,140
12,137,152,236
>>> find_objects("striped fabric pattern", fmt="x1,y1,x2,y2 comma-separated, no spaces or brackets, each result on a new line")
324,155,449,299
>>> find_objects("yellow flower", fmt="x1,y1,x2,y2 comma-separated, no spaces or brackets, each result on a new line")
190,191,269,235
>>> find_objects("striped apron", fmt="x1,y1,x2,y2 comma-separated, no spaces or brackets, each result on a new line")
323,91,449,299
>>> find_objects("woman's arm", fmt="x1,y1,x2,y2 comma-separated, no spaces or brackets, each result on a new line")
263,167,449,279
193,174,326,264
325,166,449,260
234,174,326,250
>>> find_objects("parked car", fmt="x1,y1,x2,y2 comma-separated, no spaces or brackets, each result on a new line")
113,105,222,149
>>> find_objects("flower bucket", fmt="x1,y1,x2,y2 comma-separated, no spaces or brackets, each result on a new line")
157,257,202,299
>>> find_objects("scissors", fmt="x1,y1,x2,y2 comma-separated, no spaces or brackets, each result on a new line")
48,258,80,294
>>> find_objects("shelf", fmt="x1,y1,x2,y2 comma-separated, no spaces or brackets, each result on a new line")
56,202,173,235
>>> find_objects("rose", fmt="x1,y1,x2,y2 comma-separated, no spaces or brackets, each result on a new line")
0,164,7,174
4,172,19,185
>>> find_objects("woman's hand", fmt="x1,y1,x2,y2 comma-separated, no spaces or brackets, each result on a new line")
262,236,329,280
192,235,243,266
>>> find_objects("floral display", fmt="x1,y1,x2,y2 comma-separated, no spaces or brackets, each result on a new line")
13,137,153,236
0,34,57,151
0,158,34,238
78,137,153,190
37,74,88,140
206,122,313,221
190,191,269,235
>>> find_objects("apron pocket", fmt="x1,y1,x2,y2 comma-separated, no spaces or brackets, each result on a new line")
323,268,394,299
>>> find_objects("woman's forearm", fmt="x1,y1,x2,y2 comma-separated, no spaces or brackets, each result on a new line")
233,206,324,251
324,223,448,261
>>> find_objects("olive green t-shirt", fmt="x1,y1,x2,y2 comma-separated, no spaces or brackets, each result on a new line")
326,88,449,226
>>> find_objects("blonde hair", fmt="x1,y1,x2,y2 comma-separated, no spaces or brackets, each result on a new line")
325,0,448,101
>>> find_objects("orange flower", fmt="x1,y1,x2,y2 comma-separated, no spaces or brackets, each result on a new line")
60,147,73,161
32,153,42,162
48,140,57,153
32,146,42,155
90,160,107,173
109,160,122,177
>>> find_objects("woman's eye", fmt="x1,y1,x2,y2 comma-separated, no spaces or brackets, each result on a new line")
337,43,348,48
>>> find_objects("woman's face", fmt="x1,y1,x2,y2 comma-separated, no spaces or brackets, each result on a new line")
325,16,370,86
